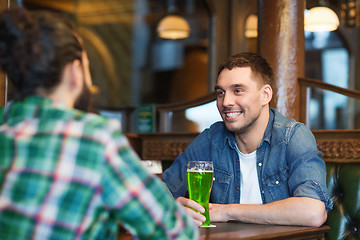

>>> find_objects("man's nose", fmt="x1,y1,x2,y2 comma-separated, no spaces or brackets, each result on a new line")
222,92,234,107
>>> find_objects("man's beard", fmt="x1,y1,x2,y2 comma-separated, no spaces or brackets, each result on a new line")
222,109,261,135
74,81,93,112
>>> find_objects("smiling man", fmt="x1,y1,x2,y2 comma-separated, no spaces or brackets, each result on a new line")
162,52,332,227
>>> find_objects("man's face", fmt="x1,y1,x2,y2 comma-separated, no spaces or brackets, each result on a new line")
215,67,268,134
74,51,93,112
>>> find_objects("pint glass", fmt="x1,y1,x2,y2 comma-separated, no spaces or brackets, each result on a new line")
187,161,213,226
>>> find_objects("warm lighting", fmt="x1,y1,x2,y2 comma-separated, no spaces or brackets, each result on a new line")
305,6,340,32
90,85,100,94
157,15,190,39
245,14,258,38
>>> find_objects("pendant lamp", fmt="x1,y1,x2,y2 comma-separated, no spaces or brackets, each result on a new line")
245,14,258,38
305,6,340,32
157,0,190,40
157,15,190,39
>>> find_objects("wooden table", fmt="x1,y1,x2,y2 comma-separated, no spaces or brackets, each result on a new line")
199,222,330,240
118,222,330,239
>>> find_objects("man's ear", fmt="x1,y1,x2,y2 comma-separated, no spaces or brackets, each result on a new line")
261,84,273,105
68,59,84,94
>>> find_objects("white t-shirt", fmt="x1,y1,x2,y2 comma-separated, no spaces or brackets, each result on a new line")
236,147,263,204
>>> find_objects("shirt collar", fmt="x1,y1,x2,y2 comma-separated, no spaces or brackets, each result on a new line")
224,127,237,150
22,95,68,109
262,108,275,143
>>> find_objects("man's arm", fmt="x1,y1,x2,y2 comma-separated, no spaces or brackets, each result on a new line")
209,197,327,227
103,128,199,239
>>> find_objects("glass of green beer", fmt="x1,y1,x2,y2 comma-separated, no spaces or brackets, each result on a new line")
187,161,214,226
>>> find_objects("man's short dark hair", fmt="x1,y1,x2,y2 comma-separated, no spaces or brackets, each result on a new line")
0,7,83,99
217,52,274,87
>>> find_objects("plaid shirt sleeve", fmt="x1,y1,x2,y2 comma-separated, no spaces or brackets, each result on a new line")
100,126,198,239
0,98,198,239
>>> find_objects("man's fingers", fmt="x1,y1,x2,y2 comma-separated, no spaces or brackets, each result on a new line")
176,197,206,224
193,219,204,227
177,197,205,213
183,206,206,224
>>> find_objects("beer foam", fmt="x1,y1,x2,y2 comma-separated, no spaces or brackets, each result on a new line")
187,170,213,173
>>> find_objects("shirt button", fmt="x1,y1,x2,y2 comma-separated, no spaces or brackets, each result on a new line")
262,190,264,194
258,163,262,167
236,187,239,190
275,180,279,185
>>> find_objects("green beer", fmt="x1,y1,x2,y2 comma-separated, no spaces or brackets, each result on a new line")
187,161,213,227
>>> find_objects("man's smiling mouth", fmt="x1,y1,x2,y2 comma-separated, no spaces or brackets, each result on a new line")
225,111,243,118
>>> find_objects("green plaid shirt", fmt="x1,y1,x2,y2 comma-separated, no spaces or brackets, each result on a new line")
0,96,198,240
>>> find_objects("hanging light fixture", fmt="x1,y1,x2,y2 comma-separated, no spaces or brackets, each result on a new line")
245,14,258,38
157,15,190,39
304,6,340,32
157,0,190,40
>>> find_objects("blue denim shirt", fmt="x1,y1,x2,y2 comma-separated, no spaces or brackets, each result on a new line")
162,108,333,211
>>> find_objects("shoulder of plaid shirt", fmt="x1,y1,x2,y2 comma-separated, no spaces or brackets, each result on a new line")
0,96,199,240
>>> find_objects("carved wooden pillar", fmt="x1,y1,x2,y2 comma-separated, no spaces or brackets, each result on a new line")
257,0,305,121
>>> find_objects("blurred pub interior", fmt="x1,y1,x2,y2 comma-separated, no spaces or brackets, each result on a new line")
0,0,360,132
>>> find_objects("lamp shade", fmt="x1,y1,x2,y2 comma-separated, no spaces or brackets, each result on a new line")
245,14,258,38
157,15,190,39
304,6,340,32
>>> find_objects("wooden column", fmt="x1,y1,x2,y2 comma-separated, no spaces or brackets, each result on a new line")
0,0,8,107
0,70,6,107
257,0,305,121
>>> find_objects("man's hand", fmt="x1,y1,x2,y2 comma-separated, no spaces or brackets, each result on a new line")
208,203,231,222
176,197,206,226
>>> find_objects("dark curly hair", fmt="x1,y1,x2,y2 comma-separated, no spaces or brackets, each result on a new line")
217,52,274,88
0,7,83,99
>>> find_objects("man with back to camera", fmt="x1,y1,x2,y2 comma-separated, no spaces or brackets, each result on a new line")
0,7,198,239
162,52,332,227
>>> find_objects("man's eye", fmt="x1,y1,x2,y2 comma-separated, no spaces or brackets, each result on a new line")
216,91,225,97
234,89,242,93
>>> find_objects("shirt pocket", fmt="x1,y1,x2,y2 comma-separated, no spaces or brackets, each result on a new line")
212,169,232,204
262,167,290,201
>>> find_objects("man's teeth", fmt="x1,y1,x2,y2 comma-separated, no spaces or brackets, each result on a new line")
226,112,242,118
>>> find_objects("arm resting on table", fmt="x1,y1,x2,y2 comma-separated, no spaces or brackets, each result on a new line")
209,197,327,227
